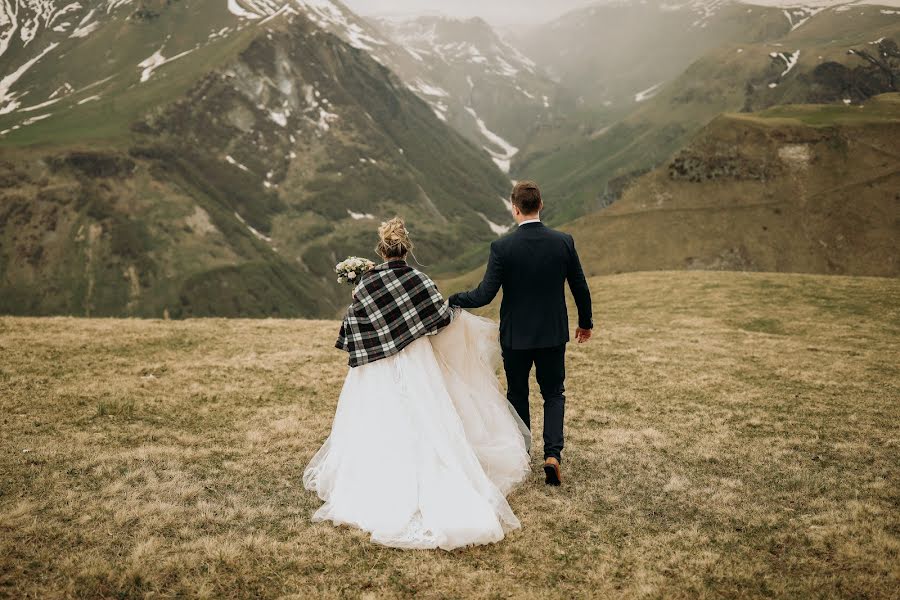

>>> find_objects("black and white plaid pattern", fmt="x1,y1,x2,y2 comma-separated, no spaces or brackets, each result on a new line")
336,260,453,368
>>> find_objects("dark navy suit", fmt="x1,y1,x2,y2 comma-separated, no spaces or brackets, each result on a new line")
448,222,593,461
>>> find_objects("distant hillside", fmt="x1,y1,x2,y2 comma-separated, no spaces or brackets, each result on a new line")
0,0,512,318
518,0,791,110
510,0,792,182
563,93,900,277
517,3,900,223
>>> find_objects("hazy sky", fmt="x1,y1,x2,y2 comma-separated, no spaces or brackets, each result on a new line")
343,0,597,25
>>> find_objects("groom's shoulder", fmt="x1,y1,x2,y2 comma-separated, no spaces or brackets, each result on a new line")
490,233,514,251
538,225,574,245
544,225,569,237
499,224,571,246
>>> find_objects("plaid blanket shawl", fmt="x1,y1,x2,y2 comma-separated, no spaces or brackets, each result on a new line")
336,260,453,368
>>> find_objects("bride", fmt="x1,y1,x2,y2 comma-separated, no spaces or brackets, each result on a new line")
303,217,531,551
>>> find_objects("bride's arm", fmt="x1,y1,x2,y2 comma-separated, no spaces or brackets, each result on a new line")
447,242,502,309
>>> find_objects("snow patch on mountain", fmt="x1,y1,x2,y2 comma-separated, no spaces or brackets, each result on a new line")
465,106,518,173
409,78,449,97
430,100,448,121
779,6,829,30
70,9,101,38
138,46,195,83
227,0,387,52
400,45,421,61
0,0,143,59
635,82,664,103
269,108,289,126
369,14,554,174
225,155,251,172
18,94,66,112
0,42,59,114
228,0,261,20
770,50,800,77
234,211,273,243
21,112,52,125
615,1,900,32
479,212,511,236
316,106,339,134
375,16,539,86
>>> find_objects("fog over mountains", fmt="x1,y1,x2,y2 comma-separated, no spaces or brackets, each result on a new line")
344,0,598,25
348,0,900,24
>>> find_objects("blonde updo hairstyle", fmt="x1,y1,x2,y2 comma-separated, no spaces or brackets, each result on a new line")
376,217,414,260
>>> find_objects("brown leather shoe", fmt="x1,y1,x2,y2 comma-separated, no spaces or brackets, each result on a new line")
544,457,561,486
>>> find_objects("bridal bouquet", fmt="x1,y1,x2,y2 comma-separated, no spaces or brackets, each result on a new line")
335,256,375,285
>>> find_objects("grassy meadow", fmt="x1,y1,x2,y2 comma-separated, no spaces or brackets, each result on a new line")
1,271,898,599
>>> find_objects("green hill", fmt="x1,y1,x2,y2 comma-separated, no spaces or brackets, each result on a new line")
563,93,900,278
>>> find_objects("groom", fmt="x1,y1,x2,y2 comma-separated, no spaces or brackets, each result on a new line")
449,180,593,486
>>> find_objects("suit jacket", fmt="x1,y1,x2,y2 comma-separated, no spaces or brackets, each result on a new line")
448,222,593,350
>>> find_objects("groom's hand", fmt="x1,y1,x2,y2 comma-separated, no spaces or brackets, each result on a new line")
575,327,592,344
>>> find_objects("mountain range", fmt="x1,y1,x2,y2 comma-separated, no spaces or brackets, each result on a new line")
1,0,897,318
370,15,559,173
0,0,514,317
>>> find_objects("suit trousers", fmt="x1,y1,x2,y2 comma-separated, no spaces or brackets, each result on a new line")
501,344,566,462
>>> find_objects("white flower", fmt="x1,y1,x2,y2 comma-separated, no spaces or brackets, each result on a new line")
335,256,375,285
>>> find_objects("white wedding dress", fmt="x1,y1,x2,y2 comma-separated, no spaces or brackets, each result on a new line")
303,310,531,550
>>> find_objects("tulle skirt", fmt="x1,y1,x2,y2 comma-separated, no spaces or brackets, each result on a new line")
303,311,531,550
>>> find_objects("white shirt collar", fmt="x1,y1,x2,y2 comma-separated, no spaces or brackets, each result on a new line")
519,218,542,226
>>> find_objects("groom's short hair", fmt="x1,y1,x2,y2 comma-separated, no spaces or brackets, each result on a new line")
511,180,542,215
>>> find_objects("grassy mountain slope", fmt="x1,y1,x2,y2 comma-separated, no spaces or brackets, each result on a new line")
563,93,900,278
0,0,513,318
517,4,899,224
510,0,791,179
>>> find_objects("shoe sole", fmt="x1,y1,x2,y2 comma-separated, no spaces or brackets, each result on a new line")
544,464,561,486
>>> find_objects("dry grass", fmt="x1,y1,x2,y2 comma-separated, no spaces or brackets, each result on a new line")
1,271,898,599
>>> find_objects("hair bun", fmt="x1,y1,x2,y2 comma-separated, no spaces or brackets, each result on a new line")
376,216,413,259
